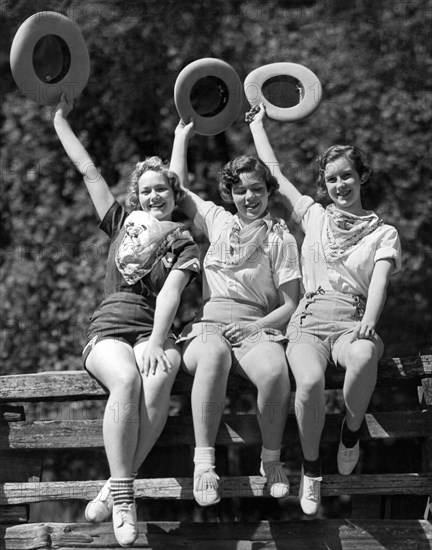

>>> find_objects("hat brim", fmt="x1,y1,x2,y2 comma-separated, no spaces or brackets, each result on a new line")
244,62,322,122
174,58,242,136
10,11,90,106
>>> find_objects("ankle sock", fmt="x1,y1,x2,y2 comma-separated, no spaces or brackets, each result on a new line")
261,447,281,464
194,447,216,470
341,420,361,448
110,478,134,505
303,457,321,478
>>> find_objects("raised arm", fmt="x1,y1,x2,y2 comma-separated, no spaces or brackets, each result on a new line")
170,119,206,221
248,103,302,212
52,97,115,220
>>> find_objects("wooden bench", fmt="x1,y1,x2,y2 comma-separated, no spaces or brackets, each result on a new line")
1,354,432,549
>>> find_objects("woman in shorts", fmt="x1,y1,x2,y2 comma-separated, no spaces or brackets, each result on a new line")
53,97,200,546
171,119,301,507
248,103,401,516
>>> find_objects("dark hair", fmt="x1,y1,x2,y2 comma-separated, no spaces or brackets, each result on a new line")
316,145,373,200
219,155,279,203
125,156,186,211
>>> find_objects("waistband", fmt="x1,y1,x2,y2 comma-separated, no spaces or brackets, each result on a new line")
303,286,366,302
100,290,154,306
201,299,266,322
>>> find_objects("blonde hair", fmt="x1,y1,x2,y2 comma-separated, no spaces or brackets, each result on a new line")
125,156,186,211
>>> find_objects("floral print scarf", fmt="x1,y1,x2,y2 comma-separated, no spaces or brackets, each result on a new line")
115,210,186,284
324,204,383,261
204,214,289,269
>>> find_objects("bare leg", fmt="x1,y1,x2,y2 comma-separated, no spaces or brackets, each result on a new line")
86,339,140,544
182,334,232,506
86,339,141,478
335,337,382,476
131,340,180,470
287,344,327,462
237,342,290,451
288,343,327,515
237,341,291,498
182,334,232,447
337,338,382,431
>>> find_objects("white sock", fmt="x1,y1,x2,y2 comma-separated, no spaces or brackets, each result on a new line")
194,447,215,470
261,447,281,463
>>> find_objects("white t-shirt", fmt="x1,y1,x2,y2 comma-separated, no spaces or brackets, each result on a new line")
194,201,301,314
292,196,402,297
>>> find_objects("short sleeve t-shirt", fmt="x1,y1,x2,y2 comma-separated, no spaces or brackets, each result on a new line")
100,201,200,299
292,196,402,296
194,200,301,314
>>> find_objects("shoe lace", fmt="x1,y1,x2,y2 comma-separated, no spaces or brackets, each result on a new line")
341,446,357,460
115,503,135,526
304,476,322,501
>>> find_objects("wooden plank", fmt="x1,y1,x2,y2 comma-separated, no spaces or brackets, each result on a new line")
0,372,105,403
0,474,431,504
0,410,431,450
0,407,25,423
421,378,432,407
0,355,430,403
0,507,29,526
1,520,432,550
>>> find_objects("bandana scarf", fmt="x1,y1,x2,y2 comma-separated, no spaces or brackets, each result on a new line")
204,215,289,269
115,210,185,285
324,204,384,261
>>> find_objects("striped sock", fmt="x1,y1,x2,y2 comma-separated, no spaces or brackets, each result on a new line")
110,478,134,505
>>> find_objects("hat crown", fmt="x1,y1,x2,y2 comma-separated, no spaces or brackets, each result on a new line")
33,34,71,83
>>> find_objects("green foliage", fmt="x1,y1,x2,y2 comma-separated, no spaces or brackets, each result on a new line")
0,0,431,374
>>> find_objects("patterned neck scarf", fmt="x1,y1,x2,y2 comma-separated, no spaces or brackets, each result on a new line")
115,210,185,284
205,214,289,269
324,204,383,261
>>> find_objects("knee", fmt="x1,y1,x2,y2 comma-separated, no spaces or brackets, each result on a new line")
166,350,181,373
114,369,141,398
197,339,231,375
256,356,290,390
346,341,378,375
294,370,325,401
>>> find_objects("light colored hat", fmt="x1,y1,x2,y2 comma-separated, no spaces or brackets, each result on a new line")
10,11,90,106
244,62,322,122
174,58,242,136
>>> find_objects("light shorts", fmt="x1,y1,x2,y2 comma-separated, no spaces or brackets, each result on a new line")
177,299,286,369
286,287,383,367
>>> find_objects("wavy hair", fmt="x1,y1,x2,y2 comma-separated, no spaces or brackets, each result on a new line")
316,145,373,201
219,155,279,203
125,156,186,211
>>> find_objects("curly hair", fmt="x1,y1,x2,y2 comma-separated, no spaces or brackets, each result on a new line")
219,155,279,203
125,156,186,211
315,145,373,200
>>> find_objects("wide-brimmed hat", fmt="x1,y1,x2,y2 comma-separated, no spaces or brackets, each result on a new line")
174,58,242,136
244,62,322,122
10,11,90,106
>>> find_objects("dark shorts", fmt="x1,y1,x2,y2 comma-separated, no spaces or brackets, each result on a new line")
82,291,176,367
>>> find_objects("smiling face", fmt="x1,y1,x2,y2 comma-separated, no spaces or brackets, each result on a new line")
324,156,366,215
231,171,270,223
138,170,176,221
